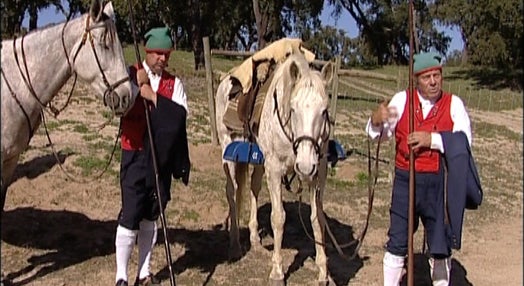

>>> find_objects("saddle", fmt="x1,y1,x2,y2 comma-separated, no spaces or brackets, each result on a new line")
222,60,275,140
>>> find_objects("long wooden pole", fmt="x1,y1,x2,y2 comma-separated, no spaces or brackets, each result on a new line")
407,0,416,285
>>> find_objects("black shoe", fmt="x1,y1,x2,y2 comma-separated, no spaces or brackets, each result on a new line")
116,279,128,286
134,273,160,286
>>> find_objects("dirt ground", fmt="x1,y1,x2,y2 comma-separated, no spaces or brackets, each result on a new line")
1,86,522,286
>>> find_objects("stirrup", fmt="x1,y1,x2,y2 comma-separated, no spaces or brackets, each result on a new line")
223,141,265,164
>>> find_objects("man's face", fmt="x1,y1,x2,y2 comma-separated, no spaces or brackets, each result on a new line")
416,69,442,100
145,50,171,75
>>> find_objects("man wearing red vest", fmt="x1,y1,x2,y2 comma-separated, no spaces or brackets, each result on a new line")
115,27,188,286
366,52,472,286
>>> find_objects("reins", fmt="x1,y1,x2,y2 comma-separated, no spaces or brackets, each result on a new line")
295,129,383,261
3,13,126,183
40,111,122,183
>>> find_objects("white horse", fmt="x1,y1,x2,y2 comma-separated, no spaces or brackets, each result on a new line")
216,53,334,285
0,0,134,209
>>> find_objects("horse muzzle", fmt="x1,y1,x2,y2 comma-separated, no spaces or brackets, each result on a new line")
103,89,131,116
295,162,318,182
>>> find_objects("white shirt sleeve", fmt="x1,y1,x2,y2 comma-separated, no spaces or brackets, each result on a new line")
431,94,472,152
171,78,188,113
365,91,406,141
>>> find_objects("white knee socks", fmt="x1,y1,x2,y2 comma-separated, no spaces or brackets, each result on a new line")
429,257,451,286
115,225,138,283
137,219,158,280
383,251,406,286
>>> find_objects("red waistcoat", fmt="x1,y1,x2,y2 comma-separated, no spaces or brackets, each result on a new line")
120,64,176,151
395,90,453,172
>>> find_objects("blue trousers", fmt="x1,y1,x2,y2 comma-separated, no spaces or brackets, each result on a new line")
385,167,451,258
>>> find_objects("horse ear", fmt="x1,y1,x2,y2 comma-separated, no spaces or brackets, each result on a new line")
320,61,334,87
89,0,104,22
102,1,116,21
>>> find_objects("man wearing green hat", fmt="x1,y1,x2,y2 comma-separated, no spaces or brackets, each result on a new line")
115,27,189,286
365,52,475,286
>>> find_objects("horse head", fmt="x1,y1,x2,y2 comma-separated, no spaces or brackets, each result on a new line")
284,55,334,183
72,0,134,116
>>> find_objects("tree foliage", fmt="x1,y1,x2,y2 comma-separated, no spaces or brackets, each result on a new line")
432,0,522,69
1,0,520,74
326,0,450,65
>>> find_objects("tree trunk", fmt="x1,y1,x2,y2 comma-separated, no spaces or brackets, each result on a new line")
29,5,38,31
190,0,204,70
252,0,267,49
460,32,468,66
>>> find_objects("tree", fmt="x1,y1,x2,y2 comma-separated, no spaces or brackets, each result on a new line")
326,0,450,65
1,0,30,37
432,0,523,69
252,0,323,49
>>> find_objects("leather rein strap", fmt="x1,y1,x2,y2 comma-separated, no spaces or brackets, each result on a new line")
297,130,383,261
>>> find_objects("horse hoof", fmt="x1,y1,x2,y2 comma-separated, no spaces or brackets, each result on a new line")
269,278,285,286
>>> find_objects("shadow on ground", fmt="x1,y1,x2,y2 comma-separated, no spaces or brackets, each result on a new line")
156,201,365,285
2,203,474,286
1,207,116,286
447,67,522,91
11,152,72,183
399,253,473,286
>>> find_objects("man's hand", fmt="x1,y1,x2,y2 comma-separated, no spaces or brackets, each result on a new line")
136,68,150,87
140,84,157,106
408,131,431,150
371,101,397,127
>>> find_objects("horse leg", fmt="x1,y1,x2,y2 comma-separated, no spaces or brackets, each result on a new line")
223,162,242,260
311,160,331,285
248,165,264,251
310,184,329,285
1,155,19,211
224,161,249,260
267,166,286,286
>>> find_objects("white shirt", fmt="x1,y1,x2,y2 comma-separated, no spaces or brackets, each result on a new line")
130,61,188,113
365,89,472,153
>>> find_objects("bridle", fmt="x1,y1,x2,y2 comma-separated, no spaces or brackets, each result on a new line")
66,14,129,113
273,90,332,158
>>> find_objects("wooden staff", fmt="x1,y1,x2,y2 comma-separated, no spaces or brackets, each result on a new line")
407,0,416,285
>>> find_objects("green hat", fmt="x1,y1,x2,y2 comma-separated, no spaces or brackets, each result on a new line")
145,27,173,52
414,52,442,75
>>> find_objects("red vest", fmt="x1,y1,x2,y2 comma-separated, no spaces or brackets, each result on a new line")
120,64,176,150
395,90,453,172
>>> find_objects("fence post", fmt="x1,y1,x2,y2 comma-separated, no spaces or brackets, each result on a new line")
203,37,218,145
330,56,341,138
397,68,401,91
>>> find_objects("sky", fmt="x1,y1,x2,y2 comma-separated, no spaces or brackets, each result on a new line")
24,1,463,54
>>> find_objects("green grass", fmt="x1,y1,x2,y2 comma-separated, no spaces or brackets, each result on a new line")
73,123,89,133
474,121,523,141
72,156,108,176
